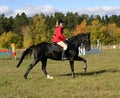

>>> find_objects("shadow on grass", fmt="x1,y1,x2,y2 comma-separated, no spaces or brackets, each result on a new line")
57,69,120,77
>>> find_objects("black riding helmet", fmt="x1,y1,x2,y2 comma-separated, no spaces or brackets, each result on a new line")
57,19,65,25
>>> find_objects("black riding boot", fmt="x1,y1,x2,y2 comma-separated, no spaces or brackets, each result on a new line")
62,50,67,60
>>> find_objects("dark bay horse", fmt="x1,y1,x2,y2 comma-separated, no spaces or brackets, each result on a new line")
17,33,91,79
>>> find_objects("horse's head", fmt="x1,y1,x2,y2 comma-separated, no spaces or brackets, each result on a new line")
82,32,91,51
69,32,91,51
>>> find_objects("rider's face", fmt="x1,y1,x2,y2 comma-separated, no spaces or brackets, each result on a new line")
60,23,63,27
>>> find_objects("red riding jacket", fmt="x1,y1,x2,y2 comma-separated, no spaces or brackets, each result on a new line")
52,26,66,42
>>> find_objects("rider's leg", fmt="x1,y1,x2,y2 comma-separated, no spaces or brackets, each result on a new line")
61,50,67,60
57,41,67,60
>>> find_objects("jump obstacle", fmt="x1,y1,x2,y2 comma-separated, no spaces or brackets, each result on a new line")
0,43,16,60
79,39,102,56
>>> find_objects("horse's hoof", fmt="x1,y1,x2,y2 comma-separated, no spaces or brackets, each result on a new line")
47,75,53,79
16,65,19,68
24,75,27,79
83,69,86,73
72,75,75,78
72,76,75,78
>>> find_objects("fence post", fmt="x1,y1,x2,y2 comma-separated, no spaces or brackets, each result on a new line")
79,43,85,56
10,43,16,60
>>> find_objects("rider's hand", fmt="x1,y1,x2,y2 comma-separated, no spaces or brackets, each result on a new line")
66,38,68,40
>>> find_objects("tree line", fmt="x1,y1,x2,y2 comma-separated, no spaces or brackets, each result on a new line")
0,12,120,48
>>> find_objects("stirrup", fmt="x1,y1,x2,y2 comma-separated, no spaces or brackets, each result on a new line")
62,57,67,60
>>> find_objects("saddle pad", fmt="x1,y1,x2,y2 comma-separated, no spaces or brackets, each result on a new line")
51,43,62,52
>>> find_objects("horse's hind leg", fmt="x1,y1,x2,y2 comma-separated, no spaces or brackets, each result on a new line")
24,59,39,79
41,58,53,79
41,58,47,76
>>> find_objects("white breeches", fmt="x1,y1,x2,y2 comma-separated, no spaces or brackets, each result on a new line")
57,41,67,50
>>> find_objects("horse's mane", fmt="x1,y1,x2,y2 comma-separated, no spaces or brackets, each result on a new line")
69,33,88,41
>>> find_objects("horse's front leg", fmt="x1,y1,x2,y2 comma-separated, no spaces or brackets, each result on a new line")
83,59,87,74
69,60,75,78
76,56,87,74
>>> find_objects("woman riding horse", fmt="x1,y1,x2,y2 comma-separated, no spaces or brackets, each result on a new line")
17,32,91,79
52,19,67,60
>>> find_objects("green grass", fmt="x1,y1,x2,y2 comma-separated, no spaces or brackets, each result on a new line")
0,49,120,98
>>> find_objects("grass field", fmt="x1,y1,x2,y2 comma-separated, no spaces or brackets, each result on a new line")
0,49,120,98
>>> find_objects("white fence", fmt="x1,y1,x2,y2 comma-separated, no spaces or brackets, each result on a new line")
79,40,102,56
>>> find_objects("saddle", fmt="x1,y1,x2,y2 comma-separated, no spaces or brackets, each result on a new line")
51,43,63,52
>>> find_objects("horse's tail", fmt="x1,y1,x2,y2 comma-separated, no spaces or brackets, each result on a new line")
16,45,35,68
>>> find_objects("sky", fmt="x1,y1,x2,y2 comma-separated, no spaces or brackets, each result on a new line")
0,0,120,17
